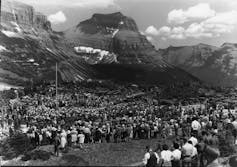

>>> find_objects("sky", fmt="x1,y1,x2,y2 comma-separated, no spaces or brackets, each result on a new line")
14,0,237,49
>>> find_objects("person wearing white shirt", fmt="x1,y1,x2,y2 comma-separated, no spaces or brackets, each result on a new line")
182,138,195,167
78,130,85,149
191,117,201,136
189,136,198,147
60,129,67,149
188,140,198,167
160,144,173,167
172,142,181,167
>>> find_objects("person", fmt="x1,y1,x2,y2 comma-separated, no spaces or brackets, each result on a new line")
9,126,14,137
191,117,201,137
204,138,221,167
67,130,72,147
189,134,198,147
71,128,78,145
143,145,160,167
189,140,198,167
60,129,67,151
229,155,237,167
78,130,85,149
232,118,237,142
172,142,181,167
181,138,194,167
39,131,43,146
160,144,173,167
54,132,61,156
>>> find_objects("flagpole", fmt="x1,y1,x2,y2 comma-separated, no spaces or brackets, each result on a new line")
0,0,2,29
56,62,58,108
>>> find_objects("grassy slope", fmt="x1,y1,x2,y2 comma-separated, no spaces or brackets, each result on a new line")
4,138,167,166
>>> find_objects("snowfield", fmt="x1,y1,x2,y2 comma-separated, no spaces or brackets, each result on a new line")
74,46,118,64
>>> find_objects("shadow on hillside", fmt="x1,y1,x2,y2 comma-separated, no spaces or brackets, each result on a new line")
61,154,89,166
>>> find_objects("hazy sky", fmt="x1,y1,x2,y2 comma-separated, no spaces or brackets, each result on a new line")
14,0,237,49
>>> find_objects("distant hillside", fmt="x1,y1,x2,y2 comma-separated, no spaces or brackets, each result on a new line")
160,43,237,87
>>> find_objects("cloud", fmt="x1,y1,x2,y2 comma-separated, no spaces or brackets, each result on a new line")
158,10,237,39
185,23,214,38
48,11,67,24
15,0,117,8
145,25,159,36
158,26,171,36
185,10,237,38
168,3,216,25
170,27,185,39
158,3,237,39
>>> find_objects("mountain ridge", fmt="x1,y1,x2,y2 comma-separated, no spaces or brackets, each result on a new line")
160,42,237,86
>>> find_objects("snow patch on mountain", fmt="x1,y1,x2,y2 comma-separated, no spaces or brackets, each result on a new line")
0,45,7,52
27,59,35,62
74,46,118,64
1,30,23,38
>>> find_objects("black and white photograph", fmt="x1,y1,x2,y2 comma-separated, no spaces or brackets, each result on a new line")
0,0,237,166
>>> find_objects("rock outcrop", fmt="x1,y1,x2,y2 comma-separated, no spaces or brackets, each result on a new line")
0,0,94,86
1,0,51,31
160,43,218,68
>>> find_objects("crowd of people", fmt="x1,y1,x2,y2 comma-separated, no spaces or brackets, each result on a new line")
142,123,231,167
0,81,237,166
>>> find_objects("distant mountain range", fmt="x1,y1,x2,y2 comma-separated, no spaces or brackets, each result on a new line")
160,43,237,87
0,0,198,87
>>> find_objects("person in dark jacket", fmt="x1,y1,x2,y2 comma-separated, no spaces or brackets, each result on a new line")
143,146,160,167
67,131,72,147
54,132,61,156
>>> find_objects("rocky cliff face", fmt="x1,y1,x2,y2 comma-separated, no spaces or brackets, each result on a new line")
1,0,51,31
0,0,94,86
64,12,158,64
160,43,218,68
160,43,237,86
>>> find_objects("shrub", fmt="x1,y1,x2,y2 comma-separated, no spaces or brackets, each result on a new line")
21,150,52,161
0,132,34,160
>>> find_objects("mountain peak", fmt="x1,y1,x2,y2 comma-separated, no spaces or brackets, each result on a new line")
221,42,237,48
92,12,124,19
197,43,209,46
1,0,51,31
77,12,138,34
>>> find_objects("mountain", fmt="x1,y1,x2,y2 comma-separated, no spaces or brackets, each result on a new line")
160,43,237,87
0,0,96,86
63,12,198,84
0,0,198,88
